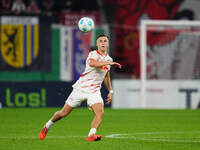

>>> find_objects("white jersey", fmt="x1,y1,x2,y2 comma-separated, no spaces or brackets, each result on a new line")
72,50,113,94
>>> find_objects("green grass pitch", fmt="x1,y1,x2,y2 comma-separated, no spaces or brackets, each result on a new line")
0,108,200,150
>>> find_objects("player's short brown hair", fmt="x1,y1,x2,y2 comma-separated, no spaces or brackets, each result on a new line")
96,34,109,40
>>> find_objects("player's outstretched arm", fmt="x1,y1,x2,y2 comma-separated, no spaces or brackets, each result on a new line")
89,59,122,68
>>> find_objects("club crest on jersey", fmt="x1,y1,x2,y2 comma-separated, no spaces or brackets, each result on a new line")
98,65,109,72
1,17,39,68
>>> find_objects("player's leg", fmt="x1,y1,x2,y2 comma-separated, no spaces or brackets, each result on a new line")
91,103,104,130
40,89,83,140
45,103,73,130
86,103,104,141
86,93,104,141
50,103,73,122
40,103,73,140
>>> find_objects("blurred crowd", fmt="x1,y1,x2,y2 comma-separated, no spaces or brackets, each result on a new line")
0,0,99,22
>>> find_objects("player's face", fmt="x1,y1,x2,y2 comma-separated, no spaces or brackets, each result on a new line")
96,36,109,52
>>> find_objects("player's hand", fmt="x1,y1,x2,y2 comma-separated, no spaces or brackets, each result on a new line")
110,62,122,69
106,93,113,104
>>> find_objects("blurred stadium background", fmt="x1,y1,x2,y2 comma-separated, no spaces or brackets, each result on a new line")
1,0,200,150
0,0,200,109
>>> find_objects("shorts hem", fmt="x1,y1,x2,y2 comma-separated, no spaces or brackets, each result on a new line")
65,101,76,108
87,101,104,107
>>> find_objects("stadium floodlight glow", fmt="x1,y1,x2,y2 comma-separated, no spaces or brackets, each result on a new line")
140,20,200,108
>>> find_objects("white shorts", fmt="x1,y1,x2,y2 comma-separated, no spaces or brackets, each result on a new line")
65,89,104,108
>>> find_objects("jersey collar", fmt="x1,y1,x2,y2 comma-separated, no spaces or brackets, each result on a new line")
96,50,107,56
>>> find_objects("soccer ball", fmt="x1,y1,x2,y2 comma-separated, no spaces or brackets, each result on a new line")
78,17,95,33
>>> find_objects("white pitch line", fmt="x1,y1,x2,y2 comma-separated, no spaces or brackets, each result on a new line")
0,135,85,139
105,131,200,137
106,136,200,143
105,134,128,138
130,137,200,143
1,131,200,143
105,131,200,143
131,131,200,135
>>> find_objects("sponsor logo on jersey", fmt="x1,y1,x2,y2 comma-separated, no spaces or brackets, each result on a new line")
98,65,108,71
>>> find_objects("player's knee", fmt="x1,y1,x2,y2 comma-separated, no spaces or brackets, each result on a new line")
96,111,104,118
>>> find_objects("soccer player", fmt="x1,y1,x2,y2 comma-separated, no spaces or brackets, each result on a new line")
40,34,121,141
